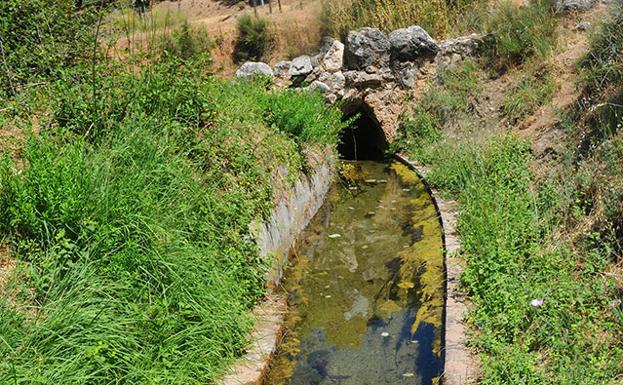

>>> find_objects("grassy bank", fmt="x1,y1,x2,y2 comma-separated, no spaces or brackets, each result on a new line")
0,2,347,382
399,2,623,383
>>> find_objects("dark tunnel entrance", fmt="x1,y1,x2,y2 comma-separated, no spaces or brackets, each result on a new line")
337,107,388,161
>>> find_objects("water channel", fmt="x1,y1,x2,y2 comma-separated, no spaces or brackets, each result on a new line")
263,160,445,385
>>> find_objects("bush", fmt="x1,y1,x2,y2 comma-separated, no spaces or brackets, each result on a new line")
482,0,559,67
160,21,214,64
0,0,99,97
233,14,275,63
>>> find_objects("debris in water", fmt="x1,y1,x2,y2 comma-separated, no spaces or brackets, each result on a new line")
530,298,544,308
381,332,389,337
328,233,341,239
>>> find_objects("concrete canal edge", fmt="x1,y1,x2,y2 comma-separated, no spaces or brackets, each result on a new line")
395,154,480,385
220,151,335,385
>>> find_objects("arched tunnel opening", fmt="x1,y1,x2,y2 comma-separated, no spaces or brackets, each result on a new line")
337,106,389,161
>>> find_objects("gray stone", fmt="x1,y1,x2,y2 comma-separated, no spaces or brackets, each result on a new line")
289,55,313,76
319,37,345,72
274,60,292,78
344,27,391,70
388,25,438,62
332,71,346,91
235,62,274,79
343,70,386,89
309,81,331,94
555,0,594,11
393,62,418,88
435,34,484,70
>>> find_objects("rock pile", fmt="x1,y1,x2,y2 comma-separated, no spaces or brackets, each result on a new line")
235,25,483,142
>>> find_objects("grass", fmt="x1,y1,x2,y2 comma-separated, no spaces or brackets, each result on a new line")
320,0,487,39
481,0,560,68
0,57,347,383
397,6,623,380
501,65,557,123
107,5,187,35
404,132,623,384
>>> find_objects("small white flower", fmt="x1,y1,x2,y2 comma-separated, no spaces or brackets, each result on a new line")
530,299,544,308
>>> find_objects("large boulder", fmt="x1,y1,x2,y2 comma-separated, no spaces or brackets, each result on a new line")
318,37,345,72
555,0,594,11
388,25,438,62
236,62,274,79
344,28,391,70
289,55,313,76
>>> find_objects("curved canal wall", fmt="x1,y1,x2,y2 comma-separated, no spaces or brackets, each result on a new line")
395,154,479,385
220,150,336,385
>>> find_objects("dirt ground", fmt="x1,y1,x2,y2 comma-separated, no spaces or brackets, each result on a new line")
157,0,324,74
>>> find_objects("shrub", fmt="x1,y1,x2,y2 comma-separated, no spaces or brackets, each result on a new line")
233,14,275,63
482,0,559,67
160,21,214,64
0,0,99,97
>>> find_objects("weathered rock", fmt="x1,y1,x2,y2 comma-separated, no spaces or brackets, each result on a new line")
332,72,346,92
236,62,274,79
319,37,345,72
363,88,405,142
388,25,438,62
274,60,292,78
392,62,418,88
309,80,331,94
289,55,313,76
555,0,594,11
343,70,389,89
435,34,484,70
344,28,391,70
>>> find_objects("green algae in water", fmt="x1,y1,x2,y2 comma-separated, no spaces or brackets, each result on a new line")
264,161,444,385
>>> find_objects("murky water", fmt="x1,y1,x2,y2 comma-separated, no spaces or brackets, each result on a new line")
263,161,444,385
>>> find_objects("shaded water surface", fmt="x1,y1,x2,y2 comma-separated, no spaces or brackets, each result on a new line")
264,161,444,385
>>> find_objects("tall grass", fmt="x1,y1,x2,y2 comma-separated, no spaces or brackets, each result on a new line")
406,134,623,384
481,0,559,68
320,0,486,39
0,60,347,383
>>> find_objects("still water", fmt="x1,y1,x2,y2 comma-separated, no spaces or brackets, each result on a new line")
264,161,444,385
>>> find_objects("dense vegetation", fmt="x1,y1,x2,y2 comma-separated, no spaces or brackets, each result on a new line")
398,2,623,383
0,1,346,383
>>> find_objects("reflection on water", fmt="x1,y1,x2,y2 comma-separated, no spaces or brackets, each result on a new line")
264,161,444,385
